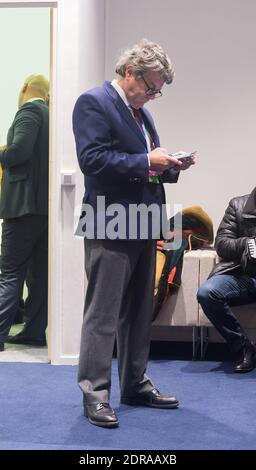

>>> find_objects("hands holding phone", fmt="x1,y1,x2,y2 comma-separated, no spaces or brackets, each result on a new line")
149,148,196,173
170,151,197,171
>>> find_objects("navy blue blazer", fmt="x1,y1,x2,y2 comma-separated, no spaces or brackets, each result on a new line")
73,81,179,239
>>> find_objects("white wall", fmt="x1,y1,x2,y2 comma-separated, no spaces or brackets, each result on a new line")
105,0,256,231
0,8,50,144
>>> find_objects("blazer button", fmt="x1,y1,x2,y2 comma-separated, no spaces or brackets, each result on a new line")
129,177,141,183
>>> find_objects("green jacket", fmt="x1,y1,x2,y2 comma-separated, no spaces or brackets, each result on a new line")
0,99,49,219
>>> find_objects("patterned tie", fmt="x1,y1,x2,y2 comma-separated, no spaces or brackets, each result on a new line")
130,107,159,183
132,108,144,133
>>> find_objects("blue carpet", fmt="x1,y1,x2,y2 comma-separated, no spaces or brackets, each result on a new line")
0,359,256,450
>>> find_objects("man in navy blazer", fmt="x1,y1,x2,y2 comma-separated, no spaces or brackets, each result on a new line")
73,39,195,427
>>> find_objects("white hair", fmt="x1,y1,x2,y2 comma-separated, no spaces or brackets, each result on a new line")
115,38,174,84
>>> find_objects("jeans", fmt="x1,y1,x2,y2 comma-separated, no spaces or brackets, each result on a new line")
197,273,256,352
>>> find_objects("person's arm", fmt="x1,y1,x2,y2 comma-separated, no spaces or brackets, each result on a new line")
73,93,178,182
0,103,41,169
161,167,180,183
73,93,150,182
161,155,196,183
215,198,248,261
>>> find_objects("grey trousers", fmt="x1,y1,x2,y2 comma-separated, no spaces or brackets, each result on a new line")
78,238,156,405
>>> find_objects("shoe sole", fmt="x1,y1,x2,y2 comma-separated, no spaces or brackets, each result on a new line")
88,418,119,428
121,399,179,409
85,412,119,428
87,416,119,428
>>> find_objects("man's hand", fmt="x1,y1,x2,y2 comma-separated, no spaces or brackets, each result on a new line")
149,147,182,173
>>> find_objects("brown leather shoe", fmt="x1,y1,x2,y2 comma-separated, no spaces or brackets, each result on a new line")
85,403,119,428
233,342,256,373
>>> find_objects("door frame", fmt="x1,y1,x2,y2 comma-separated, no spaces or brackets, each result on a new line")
0,0,105,364
0,0,59,363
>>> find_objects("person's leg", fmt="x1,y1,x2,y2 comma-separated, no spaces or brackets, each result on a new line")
0,219,29,343
197,273,256,352
117,240,156,397
21,219,48,341
78,239,139,405
12,298,25,325
117,240,179,408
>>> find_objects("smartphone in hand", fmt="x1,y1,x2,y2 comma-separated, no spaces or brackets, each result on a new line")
171,151,197,161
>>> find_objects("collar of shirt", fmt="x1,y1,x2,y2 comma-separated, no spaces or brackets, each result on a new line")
26,97,45,103
111,79,151,170
111,79,131,109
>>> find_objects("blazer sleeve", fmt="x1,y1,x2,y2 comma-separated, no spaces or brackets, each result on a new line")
72,93,149,182
0,103,41,169
215,199,248,261
161,168,180,184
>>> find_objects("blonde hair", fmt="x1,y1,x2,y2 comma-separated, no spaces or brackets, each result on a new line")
24,74,49,101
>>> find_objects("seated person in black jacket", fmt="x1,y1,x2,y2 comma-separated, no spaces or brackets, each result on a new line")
197,187,256,372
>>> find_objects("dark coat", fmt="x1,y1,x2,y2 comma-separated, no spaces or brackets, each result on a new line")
72,81,179,239
0,99,49,219
209,189,256,277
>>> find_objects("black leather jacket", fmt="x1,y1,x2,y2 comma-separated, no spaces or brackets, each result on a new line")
209,189,256,278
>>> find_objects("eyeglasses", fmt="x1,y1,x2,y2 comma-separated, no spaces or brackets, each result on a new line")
140,74,163,98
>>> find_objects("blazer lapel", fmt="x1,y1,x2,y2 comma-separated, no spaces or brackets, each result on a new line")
104,81,147,148
141,108,160,147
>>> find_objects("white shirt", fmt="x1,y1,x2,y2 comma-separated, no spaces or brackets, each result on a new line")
111,79,130,108
111,79,150,167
